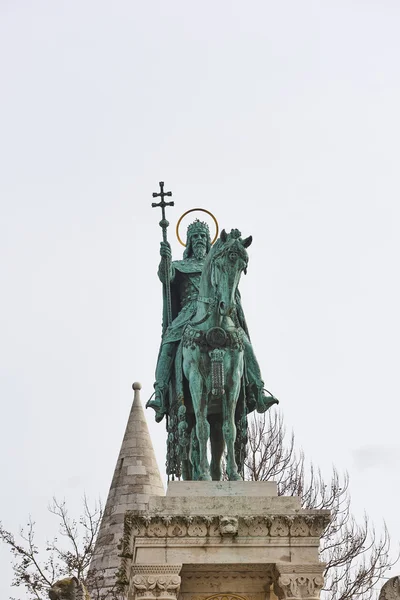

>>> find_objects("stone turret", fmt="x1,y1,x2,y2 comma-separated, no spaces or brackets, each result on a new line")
88,382,164,595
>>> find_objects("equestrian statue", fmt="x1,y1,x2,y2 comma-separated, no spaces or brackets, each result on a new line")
146,182,278,481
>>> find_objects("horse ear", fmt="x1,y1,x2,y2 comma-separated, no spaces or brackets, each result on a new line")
220,229,227,242
242,235,252,248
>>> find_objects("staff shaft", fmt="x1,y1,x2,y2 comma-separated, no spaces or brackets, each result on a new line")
151,181,174,331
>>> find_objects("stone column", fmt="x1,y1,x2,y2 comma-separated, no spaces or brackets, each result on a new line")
274,565,325,600
130,565,182,600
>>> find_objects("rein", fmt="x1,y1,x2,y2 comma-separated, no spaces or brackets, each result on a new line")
190,295,237,326
190,296,217,326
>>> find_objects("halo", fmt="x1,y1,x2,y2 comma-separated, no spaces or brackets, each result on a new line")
176,208,219,247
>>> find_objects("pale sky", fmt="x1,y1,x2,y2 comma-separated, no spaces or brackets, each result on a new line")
1,1,400,598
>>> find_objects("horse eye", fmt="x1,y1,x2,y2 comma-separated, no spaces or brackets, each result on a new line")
229,252,238,261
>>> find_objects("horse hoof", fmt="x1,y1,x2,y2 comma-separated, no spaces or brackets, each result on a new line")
198,474,212,481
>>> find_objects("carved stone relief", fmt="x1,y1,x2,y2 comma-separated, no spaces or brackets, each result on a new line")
274,566,325,600
276,574,324,599
269,517,290,537
186,590,263,597
131,574,181,600
130,566,182,600
379,576,400,600
123,513,329,542
219,517,239,536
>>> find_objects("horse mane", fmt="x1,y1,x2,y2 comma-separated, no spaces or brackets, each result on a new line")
201,230,249,290
203,231,248,269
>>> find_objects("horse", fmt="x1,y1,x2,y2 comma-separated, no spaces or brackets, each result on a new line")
181,228,252,481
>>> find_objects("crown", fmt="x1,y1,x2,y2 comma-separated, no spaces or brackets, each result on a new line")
187,219,210,237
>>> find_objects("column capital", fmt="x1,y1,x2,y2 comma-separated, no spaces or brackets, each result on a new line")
274,564,325,599
130,565,182,600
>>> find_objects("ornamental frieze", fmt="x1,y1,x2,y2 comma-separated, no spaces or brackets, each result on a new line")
122,512,329,543
189,595,249,600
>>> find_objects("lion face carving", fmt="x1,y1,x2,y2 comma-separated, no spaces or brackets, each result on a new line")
219,516,239,536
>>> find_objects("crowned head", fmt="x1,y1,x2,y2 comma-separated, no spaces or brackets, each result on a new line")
184,219,211,260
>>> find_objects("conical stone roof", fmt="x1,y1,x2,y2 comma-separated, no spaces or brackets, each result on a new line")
89,382,164,594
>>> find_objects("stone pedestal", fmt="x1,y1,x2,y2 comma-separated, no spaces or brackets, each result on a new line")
118,482,329,600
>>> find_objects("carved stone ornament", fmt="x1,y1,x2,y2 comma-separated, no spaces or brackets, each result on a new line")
183,563,275,579
122,512,329,542
275,567,325,600
191,595,247,600
277,574,324,599
379,576,400,600
131,567,182,600
219,516,239,536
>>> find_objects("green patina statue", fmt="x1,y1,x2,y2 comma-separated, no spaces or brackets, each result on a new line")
147,183,278,481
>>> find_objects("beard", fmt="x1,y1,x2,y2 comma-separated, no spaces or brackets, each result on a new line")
193,242,206,260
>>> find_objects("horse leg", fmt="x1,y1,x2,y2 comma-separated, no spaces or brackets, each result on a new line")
223,361,242,481
184,353,211,481
210,416,224,481
181,416,194,481
193,391,211,481
188,361,211,481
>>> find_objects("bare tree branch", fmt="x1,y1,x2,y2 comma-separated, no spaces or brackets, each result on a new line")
245,410,399,600
1,498,103,600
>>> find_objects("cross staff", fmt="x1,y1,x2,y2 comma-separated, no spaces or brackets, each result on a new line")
151,181,174,331
152,181,174,243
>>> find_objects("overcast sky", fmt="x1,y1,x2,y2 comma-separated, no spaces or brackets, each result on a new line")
1,1,400,598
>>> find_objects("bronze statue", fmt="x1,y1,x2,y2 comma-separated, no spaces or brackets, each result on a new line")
147,183,278,480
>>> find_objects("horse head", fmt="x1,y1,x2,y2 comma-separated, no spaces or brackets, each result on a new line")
203,228,252,317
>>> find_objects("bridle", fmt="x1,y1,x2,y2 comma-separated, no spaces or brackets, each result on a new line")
189,247,241,327
189,296,218,326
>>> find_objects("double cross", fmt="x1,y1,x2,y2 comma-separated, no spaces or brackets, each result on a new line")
151,181,174,330
152,181,174,243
